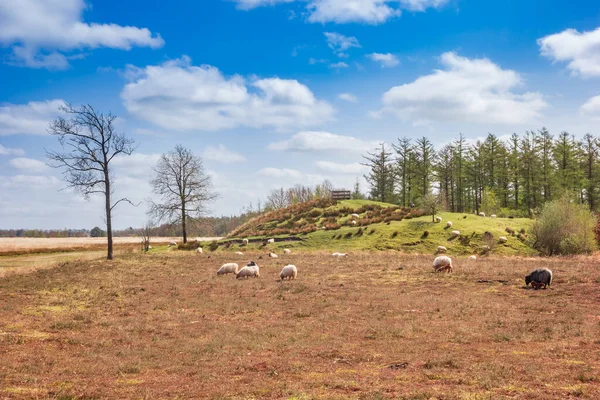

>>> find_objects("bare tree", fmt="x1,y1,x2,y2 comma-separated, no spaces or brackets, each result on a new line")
148,145,217,244
140,220,155,253
265,187,289,210
46,103,136,260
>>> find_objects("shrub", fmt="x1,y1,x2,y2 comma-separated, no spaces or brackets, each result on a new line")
355,228,363,237
324,223,341,231
505,227,515,235
209,241,219,252
391,231,398,238
421,231,429,239
344,232,353,239
308,209,322,218
368,229,376,235
532,196,597,255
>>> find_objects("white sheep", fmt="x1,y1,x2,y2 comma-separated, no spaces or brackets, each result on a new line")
279,264,298,280
351,213,360,219
491,214,497,218
433,256,453,273
217,263,239,275
268,252,278,258
242,239,249,245
169,241,177,246
446,221,453,228
478,212,485,217
451,230,460,237
435,216,442,223
437,246,447,253
482,245,491,251
196,247,203,254
468,255,477,260
148,245,153,249
499,236,507,243
351,220,357,225
267,238,275,244
283,249,292,254
236,262,260,279
332,252,348,257
235,251,244,255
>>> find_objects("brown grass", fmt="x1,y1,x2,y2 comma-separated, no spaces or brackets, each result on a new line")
1,252,599,399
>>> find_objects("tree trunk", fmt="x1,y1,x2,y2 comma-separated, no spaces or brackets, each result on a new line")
105,171,113,260
182,203,187,244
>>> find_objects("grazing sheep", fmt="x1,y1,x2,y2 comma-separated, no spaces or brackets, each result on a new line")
351,220,357,225
196,247,203,254
279,264,298,280
499,236,508,243
437,246,447,253
332,252,348,257
435,216,442,223
283,248,292,254
468,255,477,260
525,268,552,289
268,252,278,258
491,214,497,218
433,256,453,273
236,261,260,279
235,251,244,255
217,263,239,275
267,238,275,244
169,241,177,246
482,245,491,251
351,213,360,219
242,239,249,245
446,221,453,228
148,245,153,249
451,230,460,237
478,212,485,217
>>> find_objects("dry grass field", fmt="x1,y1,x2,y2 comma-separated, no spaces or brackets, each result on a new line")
1,251,600,399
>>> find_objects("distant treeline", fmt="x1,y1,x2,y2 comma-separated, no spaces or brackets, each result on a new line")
363,129,600,215
0,229,89,238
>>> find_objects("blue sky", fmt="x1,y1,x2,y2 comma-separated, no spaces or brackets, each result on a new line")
1,0,600,229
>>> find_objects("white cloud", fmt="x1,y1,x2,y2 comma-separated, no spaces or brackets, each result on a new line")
377,52,547,125
258,167,303,178
316,161,368,174
330,61,349,69
539,27,600,77
0,144,25,156
581,95,600,119
309,0,400,24
0,0,164,69
309,57,328,65
203,145,247,163
367,52,400,67
338,93,358,102
232,0,448,24
121,56,334,132
399,0,449,12
9,157,48,173
0,100,64,136
324,32,360,57
233,0,295,10
111,153,161,179
268,131,380,153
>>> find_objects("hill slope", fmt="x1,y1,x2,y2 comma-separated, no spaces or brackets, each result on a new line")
220,200,536,256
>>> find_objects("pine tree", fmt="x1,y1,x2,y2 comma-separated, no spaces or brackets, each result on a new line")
362,143,395,203
580,133,599,210
392,137,413,207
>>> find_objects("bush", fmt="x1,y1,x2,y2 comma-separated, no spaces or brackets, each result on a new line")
209,241,219,252
421,231,429,238
532,196,597,256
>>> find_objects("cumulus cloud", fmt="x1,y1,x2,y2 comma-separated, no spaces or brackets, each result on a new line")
324,32,361,57
203,144,247,163
0,144,25,156
232,0,448,24
330,61,349,69
9,157,48,173
376,52,547,125
539,27,600,77
0,0,164,69
316,161,368,174
268,131,380,153
367,52,400,67
581,95,600,119
0,99,64,136
258,167,303,178
338,93,358,102
121,56,334,132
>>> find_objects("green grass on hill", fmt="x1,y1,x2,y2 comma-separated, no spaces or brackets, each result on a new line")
213,200,537,256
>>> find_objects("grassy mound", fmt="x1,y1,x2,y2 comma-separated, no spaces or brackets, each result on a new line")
204,200,537,256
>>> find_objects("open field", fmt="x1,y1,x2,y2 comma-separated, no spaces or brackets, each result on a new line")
1,251,599,399
0,237,222,257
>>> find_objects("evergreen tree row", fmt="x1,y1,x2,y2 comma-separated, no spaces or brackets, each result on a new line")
362,129,600,215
